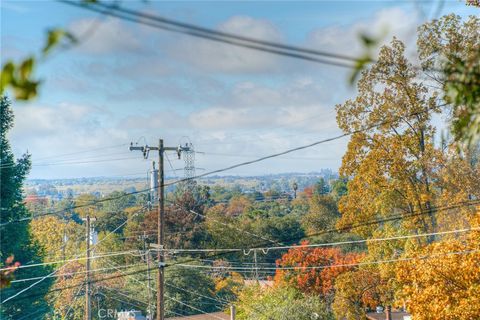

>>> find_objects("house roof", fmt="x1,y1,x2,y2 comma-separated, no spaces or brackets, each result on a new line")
166,312,229,320
366,311,410,320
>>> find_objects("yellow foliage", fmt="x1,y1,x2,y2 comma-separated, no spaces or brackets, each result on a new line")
396,214,480,319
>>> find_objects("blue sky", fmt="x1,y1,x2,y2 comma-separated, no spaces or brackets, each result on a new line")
1,0,477,179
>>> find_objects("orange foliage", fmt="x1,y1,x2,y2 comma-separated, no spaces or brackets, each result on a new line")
226,196,252,216
303,186,314,199
274,241,364,298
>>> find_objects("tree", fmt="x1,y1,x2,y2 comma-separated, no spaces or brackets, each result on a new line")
314,178,329,195
417,14,480,147
0,257,20,289
395,212,480,320
301,194,340,234
0,96,53,318
214,270,244,303
331,178,348,201
236,285,334,320
96,191,137,233
336,38,444,239
274,241,363,301
332,269,386,320
30,216,83,262
164,263,219,317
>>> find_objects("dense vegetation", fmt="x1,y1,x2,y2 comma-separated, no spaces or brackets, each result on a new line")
1,13,479,320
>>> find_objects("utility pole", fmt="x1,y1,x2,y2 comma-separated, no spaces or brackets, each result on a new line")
253,249,259,282
230,305,236,320
139,231,153,320
83,214,96,320
130,140,183,320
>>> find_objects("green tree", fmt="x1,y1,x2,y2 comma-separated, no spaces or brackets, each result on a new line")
331,178,348,201
314,178,329,195
164,263,219,317
236,285,334,320
96,191,137,233
301,194,340,234
0,96,53,318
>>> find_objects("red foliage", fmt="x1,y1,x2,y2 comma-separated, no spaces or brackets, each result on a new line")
274,241,363,297
0,256,20,288
303,186,314,199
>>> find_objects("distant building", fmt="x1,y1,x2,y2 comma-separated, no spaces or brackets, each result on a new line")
366,311,411,320
243,280,273,288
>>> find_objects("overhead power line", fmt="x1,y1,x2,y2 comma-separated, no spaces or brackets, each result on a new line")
175,248,480,271
0,250,143,272
0,156,141,169
156,198,480,271
164,105,445,187
58,0,357,69
2,104,440,227
163,226,480,254
10,262,144,284
188,209,282,246
0,206,147,304
1,267,152,303
33,143,128,161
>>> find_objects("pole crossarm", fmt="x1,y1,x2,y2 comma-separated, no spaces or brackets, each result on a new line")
129,139,182,320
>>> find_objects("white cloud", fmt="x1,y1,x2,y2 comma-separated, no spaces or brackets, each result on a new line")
307,7,420,59
69,18,141,54
12,103,91,136
168,15,285,74
8,6,431,179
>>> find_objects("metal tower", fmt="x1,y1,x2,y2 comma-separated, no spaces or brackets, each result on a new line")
180,142,195,190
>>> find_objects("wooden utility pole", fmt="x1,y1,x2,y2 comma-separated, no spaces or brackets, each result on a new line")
157,139,165,320
130,140,182,320
230,305,236,320
83,214,96,320
140,231,153,319
85,215,91,320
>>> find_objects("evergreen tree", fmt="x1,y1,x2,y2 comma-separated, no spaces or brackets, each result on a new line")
0,96,52,318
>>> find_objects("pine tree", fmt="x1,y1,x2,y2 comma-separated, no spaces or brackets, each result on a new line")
0,96,53,318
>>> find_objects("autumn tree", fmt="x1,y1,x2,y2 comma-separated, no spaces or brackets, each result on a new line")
417,14,480,146
395,211,480,319
332,268,388,320
336,37,446,239
274,241,363,302
30,215,83,262
337,14,480,319
214,270,244,302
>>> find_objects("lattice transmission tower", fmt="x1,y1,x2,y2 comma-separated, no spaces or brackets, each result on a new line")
179,141,195,191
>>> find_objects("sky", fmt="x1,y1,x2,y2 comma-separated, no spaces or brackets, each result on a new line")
1,0,477,179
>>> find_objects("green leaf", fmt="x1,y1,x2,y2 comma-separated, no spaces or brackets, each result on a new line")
1,62,15,93
13,80,40,100
359,34,378,48
19,57,35,80
43,28,77,56
349,55,372,85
